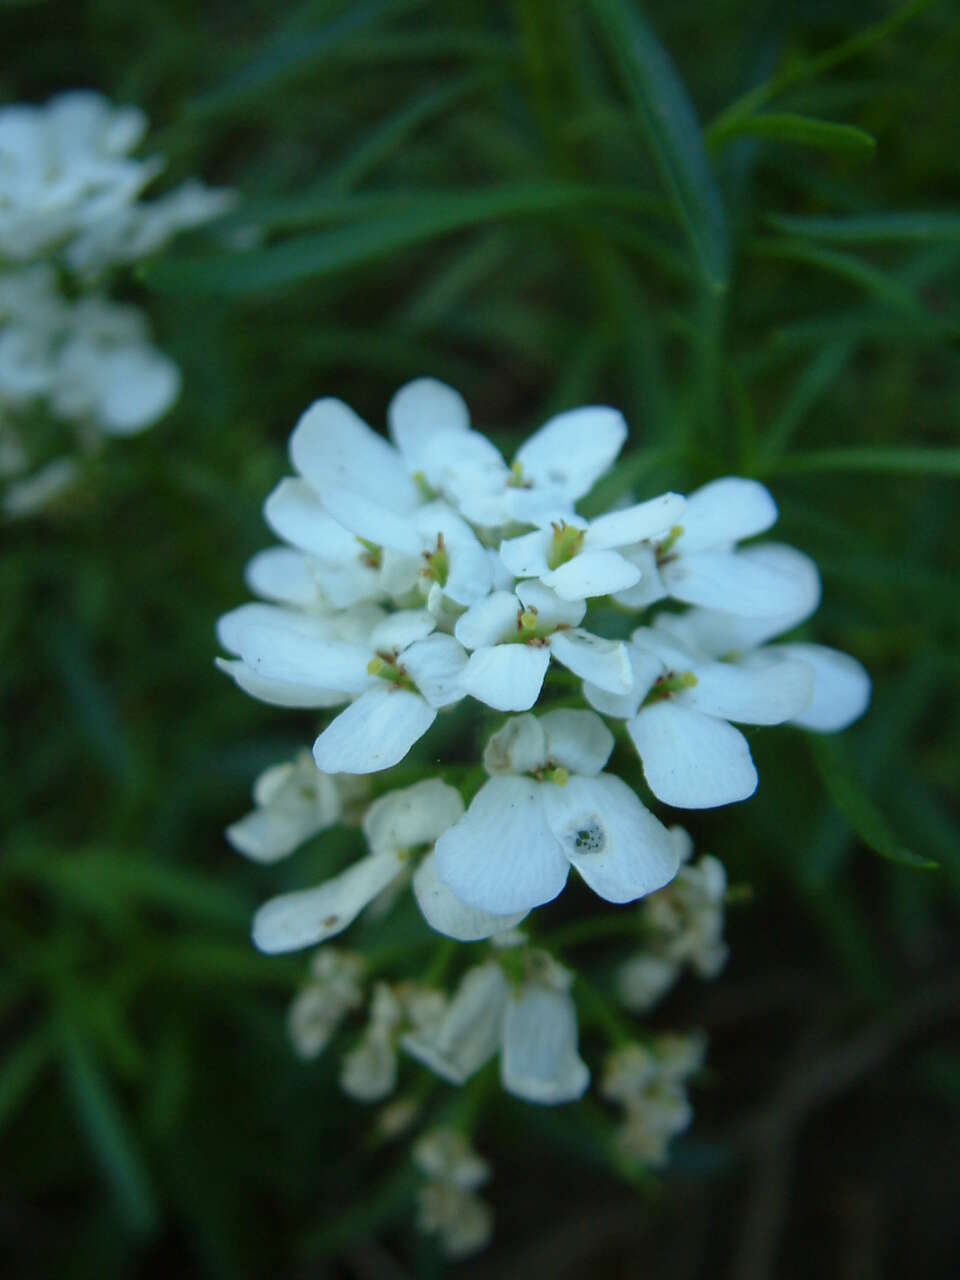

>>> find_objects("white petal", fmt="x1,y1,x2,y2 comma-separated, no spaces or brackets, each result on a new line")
226,806,321,864
313,686,436,774
262,478,357,562
679,656,814,724
415,501,492,605
95,347,180,434
402,633,468,708
402,963,507,1084
514,406,626,499
612,544,668,609
583,646,664,719
542,773,678,902
454,590,519,649
215,657,347,709
363,778,464,855
252,849,401,952
216,602,334,656
321,486,422,556
662,548,817,617
539,708,614,775
657,544,822,654
779,643,871,731
433,776,568,914
245,547,320,609
369,609,436,652
543,548,641,600
236,626,372,694
498,528,552,578
630,625,700,670
482,714,548,776
676,477,778,551
584,493,686,550
462,644,550,712
387,377,470,470
500,985,590,1104
289,397,419,513
515,580,586,630
549,628,633,694
413,852,527,941
628,702,758,808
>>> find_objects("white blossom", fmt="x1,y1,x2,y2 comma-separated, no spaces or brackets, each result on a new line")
601,1033,706,1166
617,827,728,1011
287,949,365,1059
403,949,590,1105
225,750,346,864
340,980,447,1102
251,778,515,953
0,91,231,270
413,1128,493,1258
434,710,679,916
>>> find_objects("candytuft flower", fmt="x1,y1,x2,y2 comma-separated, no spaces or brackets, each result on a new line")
434,710,679,915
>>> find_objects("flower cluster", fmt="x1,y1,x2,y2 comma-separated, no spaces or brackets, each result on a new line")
218,379,870,1244
0,91,232,517
413,1128,493,1258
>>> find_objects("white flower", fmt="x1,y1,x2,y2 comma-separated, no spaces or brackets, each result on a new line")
434,710,679,916
0,91,231,270
403,951,590,1105
250,778,517,953
583,617,816,809
225,750,344,864
3,456,78,519
616,827,728,1012
414,1128,493,1259
601,1033,706,1166
454,579,634,712
498,492,685,601
341,980,447,1102
287,949,365,1059
216,602,467,771
0,265,179,434
615,477,815,618
653,546,872,734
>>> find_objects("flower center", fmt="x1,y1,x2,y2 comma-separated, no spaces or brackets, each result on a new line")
547,520,585,570
654,524,684,566
356,536,382,570
421,532,450,588
367,651,416,692
642,670,698,705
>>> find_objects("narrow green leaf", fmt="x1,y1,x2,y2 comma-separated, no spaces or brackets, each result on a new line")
59,1022,159,1235
769,211,960,244
808,736,938,870
0,1028,54,1132
589,0,729,290
757,342,854,460
708,0,940,142
747,238,945,324
327,72,496,192
758,446,960,479
189,0,396,116
142,184,667,296
711,112,876,156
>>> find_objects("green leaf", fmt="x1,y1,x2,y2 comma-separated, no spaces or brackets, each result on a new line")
746,239,947,325
141,184,666,296
59,1021,159,1236
758,446,960,478
189,0,397,116
589,0,729,290
710,112,876,156
808,736,938,870
769,211,960,244
707,0,940,143
756,341,853,460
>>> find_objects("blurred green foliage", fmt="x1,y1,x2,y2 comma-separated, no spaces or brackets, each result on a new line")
1,1,958,1277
